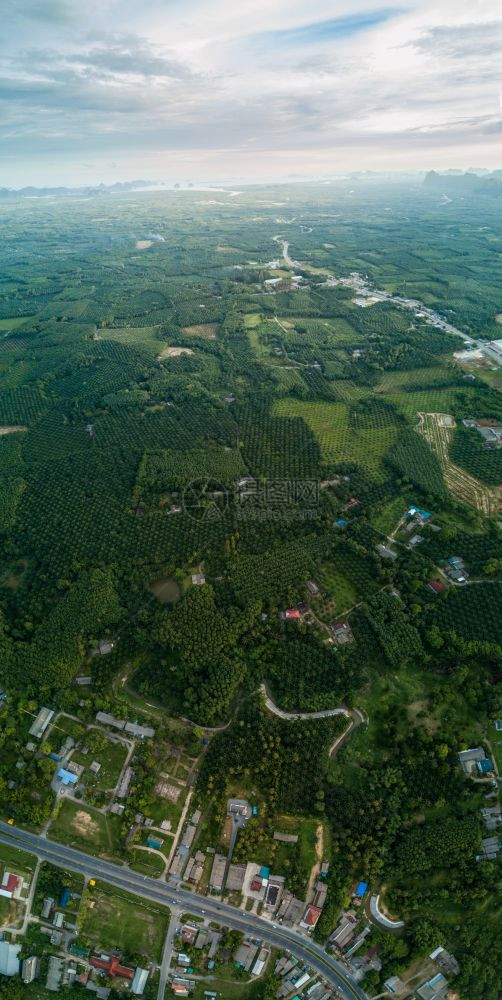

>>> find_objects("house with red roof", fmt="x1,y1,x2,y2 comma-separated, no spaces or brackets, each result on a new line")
90,954,134,980
280,609,302,621
300,904,322,930
0,872,20,899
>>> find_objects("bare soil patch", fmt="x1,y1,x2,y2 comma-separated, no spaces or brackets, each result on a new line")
154,781,181,803
306,823,324,900
72,810,100,838
0,425,27,435
181,324,218,339
135,240,153,250
157,346,194,359
221,815,233,847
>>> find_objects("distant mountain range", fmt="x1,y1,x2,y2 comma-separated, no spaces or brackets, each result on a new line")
0,180,164,199
424,169,502,197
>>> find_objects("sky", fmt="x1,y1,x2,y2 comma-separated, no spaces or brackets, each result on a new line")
1,0,502,186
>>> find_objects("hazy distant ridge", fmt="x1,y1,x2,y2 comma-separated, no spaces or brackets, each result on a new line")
0,180,159,199
424,169,502,196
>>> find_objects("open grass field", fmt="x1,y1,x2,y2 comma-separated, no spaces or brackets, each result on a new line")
0,316,30,330
246,322,274,361
371,495,407,536
129,848,166,876
374,362,455,393
98,324,163,350
182,323,218,339
81,882,169,961
49,799,124,858
191,975,266,1000
386,386,466,421
273,398,398,480
0,841,37,871
349,664,483,769
313,565,358,617
242,313,261,328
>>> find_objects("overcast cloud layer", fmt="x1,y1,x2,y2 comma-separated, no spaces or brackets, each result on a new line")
1,0,501,185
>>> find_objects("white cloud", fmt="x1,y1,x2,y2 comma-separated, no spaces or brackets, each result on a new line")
1,0,501,184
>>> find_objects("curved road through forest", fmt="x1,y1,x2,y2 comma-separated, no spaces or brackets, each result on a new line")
260,684,366,756
0,822,368,1000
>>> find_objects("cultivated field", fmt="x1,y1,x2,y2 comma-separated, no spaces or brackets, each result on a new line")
417,412,502,514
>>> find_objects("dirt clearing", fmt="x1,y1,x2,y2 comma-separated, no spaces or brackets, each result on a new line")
0,426,27,435
157,346,194,359
72,810,100,838
306,823,324,900
181,324,218,339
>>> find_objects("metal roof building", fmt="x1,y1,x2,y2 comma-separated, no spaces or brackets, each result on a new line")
131,967,149,995
29,707,54,739
57,767,78,786
0,941,21,977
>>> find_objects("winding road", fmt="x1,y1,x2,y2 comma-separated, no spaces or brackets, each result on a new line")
0,822,368,1000
260,685,366,758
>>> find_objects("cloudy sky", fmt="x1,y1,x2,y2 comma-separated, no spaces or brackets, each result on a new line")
2,0,501,186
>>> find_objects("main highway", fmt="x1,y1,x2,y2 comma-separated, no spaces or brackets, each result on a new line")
0,822,368,1000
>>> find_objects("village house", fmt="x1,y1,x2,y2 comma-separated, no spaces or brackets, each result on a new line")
300,904,323,931
234,941,259,972
329,620,354,645
226,863,247,892
458,746,486,775
209,853,226,892
376,544,397,561
29,706,54,739
0,872,20,899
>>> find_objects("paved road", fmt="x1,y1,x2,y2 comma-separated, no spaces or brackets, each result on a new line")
158,905,181,1000
0,823,367,1000
260,683,351,722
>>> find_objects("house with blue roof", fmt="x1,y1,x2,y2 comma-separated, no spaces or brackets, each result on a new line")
56,768,78,787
